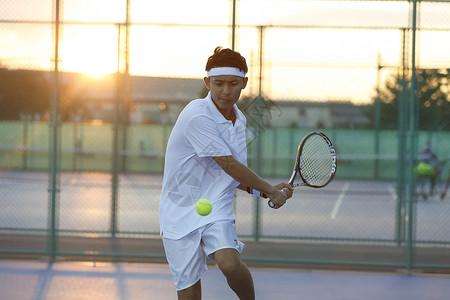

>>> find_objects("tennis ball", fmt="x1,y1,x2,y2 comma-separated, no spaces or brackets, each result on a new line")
195,199,212,216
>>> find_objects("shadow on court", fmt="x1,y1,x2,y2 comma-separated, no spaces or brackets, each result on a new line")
1,259,449,300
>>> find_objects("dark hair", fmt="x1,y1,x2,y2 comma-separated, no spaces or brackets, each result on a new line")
205,46,248,73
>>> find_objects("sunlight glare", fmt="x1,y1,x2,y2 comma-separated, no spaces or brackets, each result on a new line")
60,26,118,77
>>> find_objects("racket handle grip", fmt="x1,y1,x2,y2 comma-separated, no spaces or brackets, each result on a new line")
267,188,288,208
247,187,267,198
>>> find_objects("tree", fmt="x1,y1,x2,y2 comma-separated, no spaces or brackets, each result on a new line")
0,68,51,120
365,68,450,130
0,68,93,122
415,68,450,131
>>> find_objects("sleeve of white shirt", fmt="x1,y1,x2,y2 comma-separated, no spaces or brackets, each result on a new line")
185,115,232,158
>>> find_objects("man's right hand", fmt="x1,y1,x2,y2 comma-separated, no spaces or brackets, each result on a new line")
268,188,289,209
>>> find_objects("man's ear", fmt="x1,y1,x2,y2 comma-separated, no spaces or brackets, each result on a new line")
242,77,248,89
203,77,211,90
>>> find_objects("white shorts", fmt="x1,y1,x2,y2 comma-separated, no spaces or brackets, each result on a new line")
162,220,245,291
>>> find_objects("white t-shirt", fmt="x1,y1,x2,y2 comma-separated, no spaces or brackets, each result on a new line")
159,92,247,239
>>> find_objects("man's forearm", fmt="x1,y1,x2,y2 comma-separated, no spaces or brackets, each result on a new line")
213,156,277,197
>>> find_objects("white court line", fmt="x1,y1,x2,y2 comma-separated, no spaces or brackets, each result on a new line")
330,182,350,219
388,184,397,201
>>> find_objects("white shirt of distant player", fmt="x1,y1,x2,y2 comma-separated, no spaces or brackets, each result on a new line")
160,92,247,240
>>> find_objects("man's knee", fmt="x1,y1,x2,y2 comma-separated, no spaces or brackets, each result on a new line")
177,280,201,300
214,248,247,277
219,258,245,278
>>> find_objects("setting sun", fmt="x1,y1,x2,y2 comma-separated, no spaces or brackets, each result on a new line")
60,25,118,77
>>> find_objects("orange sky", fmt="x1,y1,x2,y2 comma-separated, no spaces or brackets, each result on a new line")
1,0,450,103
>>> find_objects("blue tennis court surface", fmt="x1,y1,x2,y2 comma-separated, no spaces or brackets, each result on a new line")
1,260,449,300
2,171,450,243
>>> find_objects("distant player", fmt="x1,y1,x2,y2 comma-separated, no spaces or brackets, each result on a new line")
416,141,440,200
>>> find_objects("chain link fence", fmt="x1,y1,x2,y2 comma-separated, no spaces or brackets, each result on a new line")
1,0,450,271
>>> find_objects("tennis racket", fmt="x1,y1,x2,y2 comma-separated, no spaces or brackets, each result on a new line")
268,131,337,208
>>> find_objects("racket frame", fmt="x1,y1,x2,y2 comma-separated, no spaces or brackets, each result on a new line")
297,131,337,188
268,131,337,208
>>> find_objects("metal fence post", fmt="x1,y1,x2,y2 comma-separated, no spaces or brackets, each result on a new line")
406,0,418,272
374,53,382,179
231,0,236,51
396,28,408,246
254,26,265,241
48,0,61,260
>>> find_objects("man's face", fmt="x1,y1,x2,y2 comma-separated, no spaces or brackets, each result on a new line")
204,75,248,112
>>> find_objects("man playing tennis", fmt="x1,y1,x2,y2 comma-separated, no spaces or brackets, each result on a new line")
160,46,293,300
416,141,440,200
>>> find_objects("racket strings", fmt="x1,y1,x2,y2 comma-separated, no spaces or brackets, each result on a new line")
300,135,334,187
